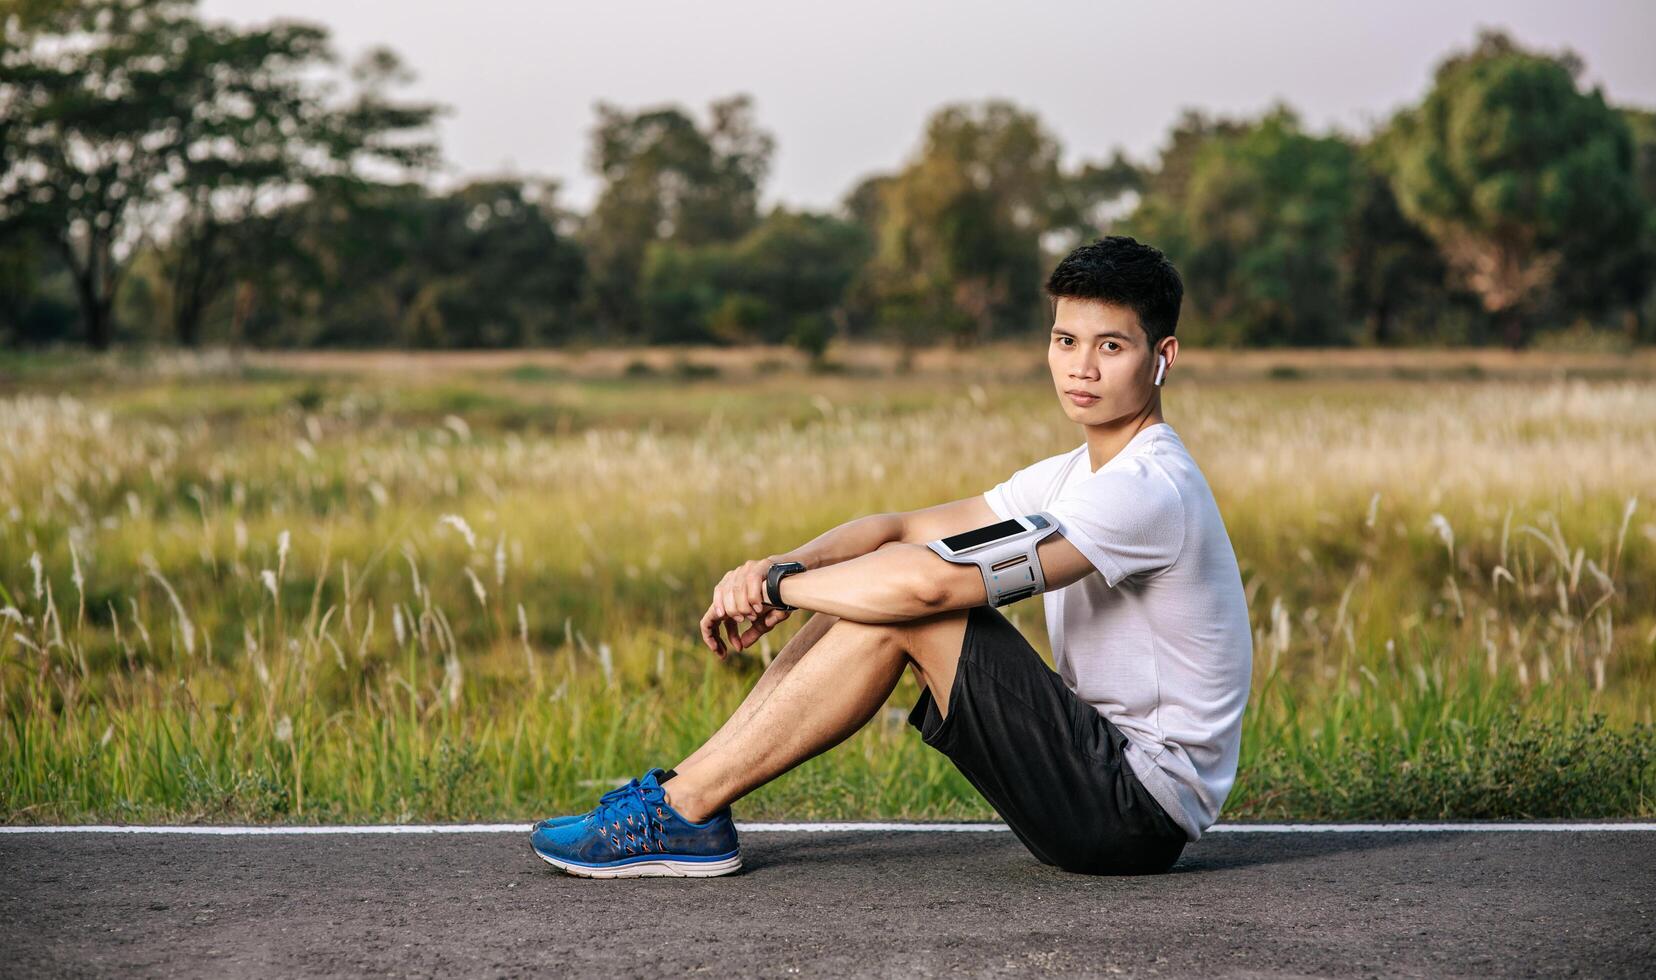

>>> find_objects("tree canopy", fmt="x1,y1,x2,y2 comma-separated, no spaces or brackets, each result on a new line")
3,16,1652,352
1378,30,1649,345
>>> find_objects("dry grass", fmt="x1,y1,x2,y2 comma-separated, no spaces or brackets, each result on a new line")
1,347,1652,823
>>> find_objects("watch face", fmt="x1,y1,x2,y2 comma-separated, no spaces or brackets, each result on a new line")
768,562,803,608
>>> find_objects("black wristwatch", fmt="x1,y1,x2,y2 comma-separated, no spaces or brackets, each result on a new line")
764,561,807,611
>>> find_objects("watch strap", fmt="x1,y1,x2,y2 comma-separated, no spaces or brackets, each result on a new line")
765,561,806,611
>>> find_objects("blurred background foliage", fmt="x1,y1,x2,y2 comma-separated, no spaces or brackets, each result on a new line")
3,2,1654,355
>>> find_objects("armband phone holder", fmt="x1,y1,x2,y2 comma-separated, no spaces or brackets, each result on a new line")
926,512,1061,607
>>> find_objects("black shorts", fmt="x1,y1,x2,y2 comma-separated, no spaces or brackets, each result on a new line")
907,603,1188,875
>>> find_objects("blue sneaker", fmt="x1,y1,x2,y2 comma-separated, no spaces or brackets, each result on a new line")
529,771,741,878
533,768,668,831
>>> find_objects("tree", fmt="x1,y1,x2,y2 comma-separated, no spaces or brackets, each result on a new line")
581,95,774,336
838,174,896,337
1628,109,1656,206
2,0,205,348
0,0,440,348
418,179,588,347
862,100,1070,345
1378,29,1648,347
639,207,867,354
232,177,419,347
1046,150,1145,255
1126,106,1363,346
0,231,78,346
1120,109,1249,266
1610,108,1656,342
1343,158,1459,345
160,42,439,346
247,178,586,348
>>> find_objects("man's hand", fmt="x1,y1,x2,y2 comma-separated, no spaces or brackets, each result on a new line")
699,556,794,660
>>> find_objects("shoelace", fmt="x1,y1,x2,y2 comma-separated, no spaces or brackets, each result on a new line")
576,769,658,821
590,778,640,810
589,784,669,856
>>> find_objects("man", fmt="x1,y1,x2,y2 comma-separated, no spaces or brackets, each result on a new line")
530,236,1253,878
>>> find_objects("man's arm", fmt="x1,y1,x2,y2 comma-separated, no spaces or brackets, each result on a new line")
775,529,1098,623
768,495,1004,571
765,513,905,572
758,493,1000,622
768,542,966,623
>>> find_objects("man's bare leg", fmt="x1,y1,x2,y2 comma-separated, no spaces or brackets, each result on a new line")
663,607,972,823
677,542,909,771
674,610,839,772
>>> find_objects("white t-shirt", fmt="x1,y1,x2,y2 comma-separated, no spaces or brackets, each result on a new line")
982,422,1252,841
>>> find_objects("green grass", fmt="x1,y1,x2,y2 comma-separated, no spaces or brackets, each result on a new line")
2,350,1654,824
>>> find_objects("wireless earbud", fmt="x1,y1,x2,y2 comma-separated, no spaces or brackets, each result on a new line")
1153,353,1168,387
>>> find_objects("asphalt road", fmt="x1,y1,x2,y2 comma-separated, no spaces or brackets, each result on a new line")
2,828,1651,978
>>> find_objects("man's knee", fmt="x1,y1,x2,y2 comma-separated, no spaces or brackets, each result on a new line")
827,606,969,660
824,615,905,655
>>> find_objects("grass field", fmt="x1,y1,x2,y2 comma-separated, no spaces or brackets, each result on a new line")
2,344,1653,825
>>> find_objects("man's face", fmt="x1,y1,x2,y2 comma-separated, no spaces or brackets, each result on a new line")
1047,296,1161,425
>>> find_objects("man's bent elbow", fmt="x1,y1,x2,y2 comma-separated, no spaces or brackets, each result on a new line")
905,571,953,615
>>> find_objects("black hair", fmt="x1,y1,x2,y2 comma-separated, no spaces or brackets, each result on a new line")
1044,236,1183,347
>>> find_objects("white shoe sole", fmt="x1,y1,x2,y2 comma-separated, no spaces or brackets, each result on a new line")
534,848,743,878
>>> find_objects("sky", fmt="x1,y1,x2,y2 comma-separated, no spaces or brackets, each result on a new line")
198,0,1656,213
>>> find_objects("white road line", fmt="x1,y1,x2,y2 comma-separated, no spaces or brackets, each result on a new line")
1204,822,1656,833
1,821,1653,835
